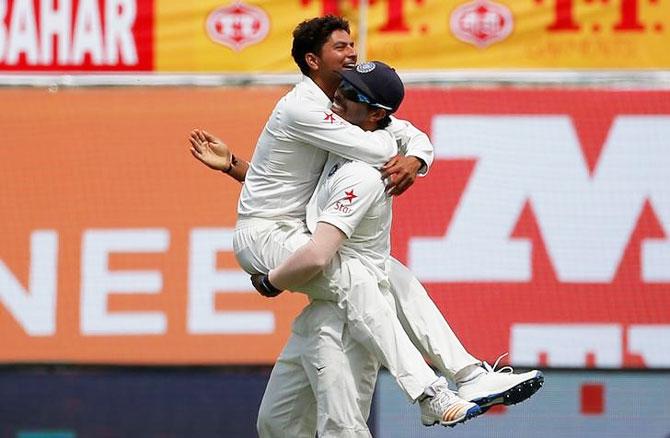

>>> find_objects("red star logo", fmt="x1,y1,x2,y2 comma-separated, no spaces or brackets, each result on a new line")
344,189,357,203
324,112,335,124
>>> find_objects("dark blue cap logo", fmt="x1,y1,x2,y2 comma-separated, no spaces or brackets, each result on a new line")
355,62,376,73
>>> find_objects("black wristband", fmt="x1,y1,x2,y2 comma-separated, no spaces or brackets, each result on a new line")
223,154,238,174
260,275,282,297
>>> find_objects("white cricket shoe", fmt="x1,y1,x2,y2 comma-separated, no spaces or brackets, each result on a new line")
420,377,482,427
457,354,544,410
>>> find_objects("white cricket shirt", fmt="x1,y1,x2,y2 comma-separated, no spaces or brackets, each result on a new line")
306,154,392,284
237,76,434,221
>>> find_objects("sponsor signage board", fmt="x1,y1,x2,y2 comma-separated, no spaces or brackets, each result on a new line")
0,87,669,367
0,0,153,71
3,0,669,72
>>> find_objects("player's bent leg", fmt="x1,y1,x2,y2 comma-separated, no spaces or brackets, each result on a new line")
257,333,317,438
333,257,436,400
387,257,479,379
234,218,309,274
331,258,483,427
340,316,482,431
456,354,544,410
233,218,339,301
387,259,544,411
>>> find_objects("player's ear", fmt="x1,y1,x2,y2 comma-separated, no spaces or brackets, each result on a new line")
305,53,320,72
369,108,387,124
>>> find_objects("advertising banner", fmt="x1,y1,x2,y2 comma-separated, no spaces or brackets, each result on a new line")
1,86,669,367
354,0,670,69
0,0,154,71
391,89,670,369
154,0,318,72
2,0,669,72
154,0,670,71
0,86,303,364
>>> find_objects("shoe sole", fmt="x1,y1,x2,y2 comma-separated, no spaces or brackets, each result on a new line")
472,372,545,411
422,404,483,428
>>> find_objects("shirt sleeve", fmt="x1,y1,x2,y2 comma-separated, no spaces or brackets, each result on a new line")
317,164,385,238
386,116,435,176
284,104,398,167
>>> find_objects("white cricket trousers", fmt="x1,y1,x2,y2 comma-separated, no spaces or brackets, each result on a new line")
257,300,378,438
386,258,478,379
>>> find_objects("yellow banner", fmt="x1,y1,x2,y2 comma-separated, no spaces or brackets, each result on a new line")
357,0,670,69
155,0,320,72
155,0,670,71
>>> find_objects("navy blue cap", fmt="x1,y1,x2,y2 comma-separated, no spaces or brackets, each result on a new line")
339,61,404,113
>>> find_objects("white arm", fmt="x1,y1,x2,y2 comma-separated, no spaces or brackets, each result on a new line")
267,222,346,290
284,105,397,167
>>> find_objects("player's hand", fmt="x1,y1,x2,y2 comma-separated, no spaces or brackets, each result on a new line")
381,155,424,196
189,129,232,172
251,274,284,298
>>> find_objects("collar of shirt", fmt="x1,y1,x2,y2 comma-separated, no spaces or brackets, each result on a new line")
298,75,333,109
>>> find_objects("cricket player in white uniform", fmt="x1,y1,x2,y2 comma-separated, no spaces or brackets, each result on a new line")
251,62,481,437
189,15,543,436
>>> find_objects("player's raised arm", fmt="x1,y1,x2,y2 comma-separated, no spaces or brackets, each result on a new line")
189,129,248,182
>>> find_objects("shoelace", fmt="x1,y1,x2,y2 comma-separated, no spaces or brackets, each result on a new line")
482,352,514,374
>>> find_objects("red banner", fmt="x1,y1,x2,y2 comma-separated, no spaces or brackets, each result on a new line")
0,0,153,71
393,89,670,368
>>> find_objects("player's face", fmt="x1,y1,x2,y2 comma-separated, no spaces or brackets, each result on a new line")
317,30,357,83
332,84,376,130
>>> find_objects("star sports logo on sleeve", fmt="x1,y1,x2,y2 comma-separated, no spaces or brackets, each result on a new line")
344,189,357,203
333,189,358,214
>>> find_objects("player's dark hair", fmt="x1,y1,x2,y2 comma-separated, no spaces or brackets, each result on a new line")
291,16,351,76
